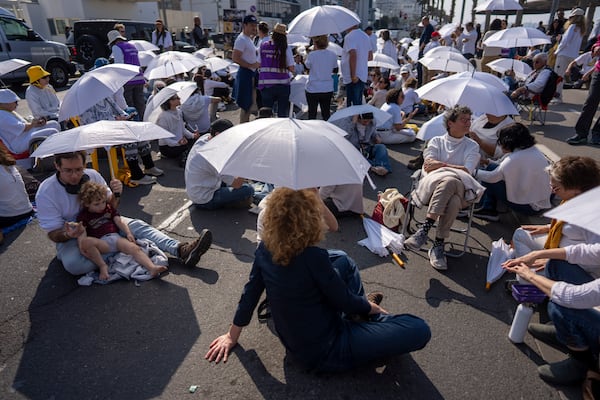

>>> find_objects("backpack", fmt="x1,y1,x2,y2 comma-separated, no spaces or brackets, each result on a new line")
539,67,559,105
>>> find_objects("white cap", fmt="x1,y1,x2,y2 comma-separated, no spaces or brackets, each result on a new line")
569,8,585,17
0,89,19,103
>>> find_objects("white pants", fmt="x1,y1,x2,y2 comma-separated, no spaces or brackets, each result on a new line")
554,55,574,97
377,128,416,144
511,227,547,283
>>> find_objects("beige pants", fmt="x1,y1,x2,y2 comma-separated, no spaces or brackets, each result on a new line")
427,176,465,239
480,55,500,74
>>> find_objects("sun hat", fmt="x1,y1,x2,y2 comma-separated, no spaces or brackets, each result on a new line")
107,30,127,46
569,8,585,17
0,89,20,103
273,23,287,35
26,66,50,84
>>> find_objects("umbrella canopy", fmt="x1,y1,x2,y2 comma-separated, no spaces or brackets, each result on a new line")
399,37,413,45
196,118,373,190
129,40,160,52
194,48,216,59
416,113,447,141
288,5,361,37
368,53,400,70
423,45,462,57
144,81,198,123
0,58,30,76
486,238,514,290
287,33,309,47
329,104,392,127
407,45,419,62
482,27,551,48
437,24,459,38
137,50,157,67
201,56,232,72
58,64,141,121
144,51,204,80
415,76,518,116
450,71,509,92
486,58,532,81
544,186,600,236
475,0,522,12
358,215,405,257
290,75,309,111
419,52,475,73
30,120,174,159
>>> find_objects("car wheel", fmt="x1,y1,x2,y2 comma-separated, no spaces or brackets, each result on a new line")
76,34,104,70
47,61,69,88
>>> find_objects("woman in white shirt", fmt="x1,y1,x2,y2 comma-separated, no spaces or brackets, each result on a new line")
367,77,390,108
304,35,338,120
181,73,220,134
378,88,417,144
554,9,586,100
156,94,199,167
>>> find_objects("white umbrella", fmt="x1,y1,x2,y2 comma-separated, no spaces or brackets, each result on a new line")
197,118,374,190
482,27,551,48
329,104,392,128
194,47,216,59
415,76,518,116
416,113,446,141
201,56,232,72
287,33,309,47
327,42,343,57
544,186,600,236
144,81,198,123
450,71,509,92
423,45,462,57
368,53,400,70
290,75,309,111
399,37,413,45
437,24,458,38
288,5,361,37
144,51,204,80
358,215,405,258
407,46,419,62
475,0,522,12
419,52,475,73
129,40,160,52
0,58,30,76
58,64,141,121
486,238,514,290
137,50,157,68
486,58,532,80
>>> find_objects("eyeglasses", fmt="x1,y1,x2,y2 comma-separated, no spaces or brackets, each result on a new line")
60,167,84,175
457,116,471,123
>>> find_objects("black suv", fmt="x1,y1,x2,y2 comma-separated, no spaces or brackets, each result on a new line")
73,20,155,69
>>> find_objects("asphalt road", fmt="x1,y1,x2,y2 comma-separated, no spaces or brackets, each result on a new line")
1,81,599,399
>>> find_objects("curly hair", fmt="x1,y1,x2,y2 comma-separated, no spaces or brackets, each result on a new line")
549,156,600,192
496,122,535,152
443,105,472,130
78,181,108,207
261,188,325,266
0,144,16,166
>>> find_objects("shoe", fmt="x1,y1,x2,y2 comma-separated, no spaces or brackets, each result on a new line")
367,291,384,305
538,357,589,386
567,134,588,145
144,166,164,176
428,245,448,270
473,208,500,222
404,228,429,251
370,166,389,176
456,209,470,218
130,175,156,185
178,229,212,267
527,323,569,353
590,136,600,146
550,98,562,105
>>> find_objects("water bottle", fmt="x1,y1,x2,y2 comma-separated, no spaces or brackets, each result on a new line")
508,303,534,343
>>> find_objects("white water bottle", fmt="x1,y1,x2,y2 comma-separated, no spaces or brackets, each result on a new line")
508,303,534,343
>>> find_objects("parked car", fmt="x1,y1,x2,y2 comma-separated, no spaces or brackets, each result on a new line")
174,40,195,53
0,8,75,88
73,20,155,70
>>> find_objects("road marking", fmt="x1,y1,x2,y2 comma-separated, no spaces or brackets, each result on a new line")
535,144,560,163
157,200,192,231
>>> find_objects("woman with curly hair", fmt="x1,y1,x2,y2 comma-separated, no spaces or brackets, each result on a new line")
257,23,295,117
206,187,430,372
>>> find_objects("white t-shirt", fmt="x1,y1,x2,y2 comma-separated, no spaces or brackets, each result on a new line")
0,165,32,217
460,29,477,55
233,33,258,68
470,114,514,160
181,93,211,133
574,51,598,75
305,49,338,93
379,102,402,129
341,28,372,84
400,87,420,114
203,79,229,97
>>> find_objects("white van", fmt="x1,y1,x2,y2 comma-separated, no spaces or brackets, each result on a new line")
0,8,75,88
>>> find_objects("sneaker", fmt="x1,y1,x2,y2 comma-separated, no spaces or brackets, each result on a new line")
404,228,429,250
144,166,164,176
457,209,470,218
370,166,389,176
428,245,448,270
367,291,384,305
566,134,588,145
527,323,569,353
130,175,157,185
538,357,589,386
473,208,500,222
178,229,212,267
590,136,600,146
549,98,562,105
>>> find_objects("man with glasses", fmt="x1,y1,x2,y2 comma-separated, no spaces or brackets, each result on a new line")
510,53,552,101
152,19,173,53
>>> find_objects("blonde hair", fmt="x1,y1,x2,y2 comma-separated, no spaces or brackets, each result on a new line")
312,35,329,49
261,188,325,266
565,15,586,33
78,181,108,207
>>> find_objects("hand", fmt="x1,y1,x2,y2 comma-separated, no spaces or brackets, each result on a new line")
65,221,84,238
109,179,123,197
368,302,388,315
351,76,359,83
115,115,129,121
502,251,540,268
178,137,188,145
205,333,237,363
192,132,200,139
521,224,550,235
126,233,135,242
503,262,536,282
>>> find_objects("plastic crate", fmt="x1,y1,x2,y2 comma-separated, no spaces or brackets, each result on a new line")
512,284,547,304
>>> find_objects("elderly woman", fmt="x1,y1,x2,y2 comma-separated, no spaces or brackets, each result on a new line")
378,88,417,144
474,123,552,221
156,93,200,167
24,65,60,122
304,34,338,120
206,187,430,371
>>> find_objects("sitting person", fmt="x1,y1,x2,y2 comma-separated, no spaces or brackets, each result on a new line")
468,113,514,161
181,72,220,134
378,88,417,144
404,105,482,270
367,76,390,108
156,93,200,167
73,181,168,280
504,242,600,386
25,66,61,123
205,187,431,371
345,112,392,176
319,184,364,218
474,123,552,221
0,89,59,156
35,151,213,276
400,78,425,116
185,119,255,209
510,53,552,101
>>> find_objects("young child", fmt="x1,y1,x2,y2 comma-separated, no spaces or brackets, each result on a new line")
73,181,167,280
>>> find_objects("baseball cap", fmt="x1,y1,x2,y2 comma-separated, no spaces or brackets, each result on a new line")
569,8,585,17
243,15,258,24
431,31,441,38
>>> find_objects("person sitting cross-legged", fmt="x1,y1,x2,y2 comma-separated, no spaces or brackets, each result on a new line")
345,112,392,176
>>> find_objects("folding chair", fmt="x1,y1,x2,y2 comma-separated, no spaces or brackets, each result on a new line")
401,170,476,258
518,77,562,126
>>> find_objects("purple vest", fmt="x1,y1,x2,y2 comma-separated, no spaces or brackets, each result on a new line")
115,42,145,86
258,41,290,90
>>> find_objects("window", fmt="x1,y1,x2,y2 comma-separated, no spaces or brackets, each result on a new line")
0,17,29,40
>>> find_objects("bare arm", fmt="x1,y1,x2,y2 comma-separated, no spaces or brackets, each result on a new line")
504,263,555,297
114,215,135,242
349,49,357,82
232,49,259,70
205,324,243,363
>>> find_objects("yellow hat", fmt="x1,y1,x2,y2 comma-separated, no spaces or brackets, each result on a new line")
27,65,50,84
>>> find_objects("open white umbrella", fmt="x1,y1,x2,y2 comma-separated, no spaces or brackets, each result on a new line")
437,24,459,38
144,51,204,80
544,186,600,236
419,52,475,73
197,118,374,190
290,75,309,112
144,81,198,123
288,5,361,37
137,50,157,68
407,45,420,62
368,53,400,70
129,40,160,52
482,27,551,48
0,58,30,76
287,33,309,47
486,58,532,80
416,113,446,141
358,215,405,258
475,0,522,12
329,104,392,128
415,75,518,116
423,45,462,57
193,48,216,59
201,56,232,72
399,37,413,45
450,71,509,92
58,64,141,121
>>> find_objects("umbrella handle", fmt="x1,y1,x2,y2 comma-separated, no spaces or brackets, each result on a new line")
105,146,116,180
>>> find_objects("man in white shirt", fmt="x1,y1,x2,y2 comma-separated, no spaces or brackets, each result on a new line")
460,22,477,60
232,15,260,123
510,53,552,100
341,25,373,106
365,26,378,53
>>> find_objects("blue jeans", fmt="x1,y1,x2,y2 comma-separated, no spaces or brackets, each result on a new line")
366,144,392,173
317,250,431,372
345,80,365,107
480,179,541,215
261,84,291,117
56,219,180,275
195,183,254,210
545,259,600,354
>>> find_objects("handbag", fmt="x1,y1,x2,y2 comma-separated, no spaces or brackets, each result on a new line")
371,188,408,232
